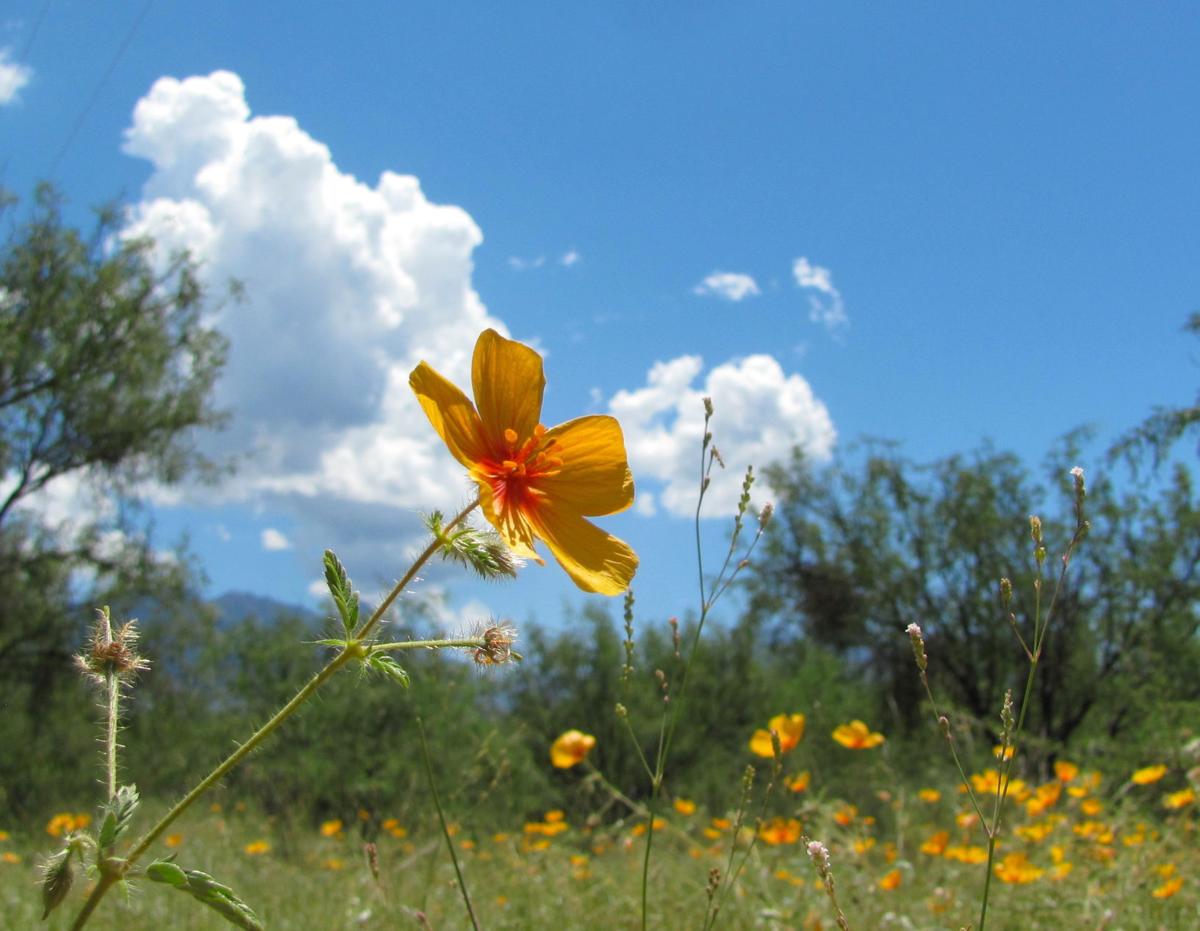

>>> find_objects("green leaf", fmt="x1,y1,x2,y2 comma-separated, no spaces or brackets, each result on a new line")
98,783,140,848
146,860,188,887
323,549,360,635
368,653,410,688
150,866,264,931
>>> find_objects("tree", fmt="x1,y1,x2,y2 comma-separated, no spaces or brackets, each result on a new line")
1110,312,1200,470
0,184,228,814
743,438,1200,760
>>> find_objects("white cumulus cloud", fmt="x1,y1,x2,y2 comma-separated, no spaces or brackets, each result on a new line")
609,354,835,517
0,48,32,105
261,528,291,551
792,257,847,333
120,70,508,583
692,271,760,302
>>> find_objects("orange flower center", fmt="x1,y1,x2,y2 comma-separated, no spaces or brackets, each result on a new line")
482,423,563,520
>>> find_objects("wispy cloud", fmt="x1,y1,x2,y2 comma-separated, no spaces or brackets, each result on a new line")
261,528,291,551
692,271,761,302
0,48,32,105
792,257,847,333
508,249,581,270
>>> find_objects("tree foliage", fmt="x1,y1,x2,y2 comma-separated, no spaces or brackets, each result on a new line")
0,185,228,815
744,438,1200,759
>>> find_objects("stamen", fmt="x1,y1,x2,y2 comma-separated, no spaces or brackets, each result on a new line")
533,424,546,439
503,428,519,445
502,459,519,472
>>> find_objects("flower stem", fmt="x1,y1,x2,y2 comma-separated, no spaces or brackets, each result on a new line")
416,715,480,931
100,609,119,803
68,497,481,930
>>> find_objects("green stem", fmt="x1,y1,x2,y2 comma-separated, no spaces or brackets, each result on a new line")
101,608,119,803
69,498,480,930
416,715,480,931
373,637,486,651
354,496,479,643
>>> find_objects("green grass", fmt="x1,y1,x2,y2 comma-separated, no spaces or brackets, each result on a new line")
5,773,1196,931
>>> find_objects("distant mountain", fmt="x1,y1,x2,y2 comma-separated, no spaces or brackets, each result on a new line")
210,591,321,627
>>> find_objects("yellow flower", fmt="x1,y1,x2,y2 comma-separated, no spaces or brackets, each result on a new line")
1131,764,1168,785
944,844,988,864
0,830,8,841
992,744,1015,761
1054,760,1079,782
918,788,941,803
788,771,811,794
1152,877,1183,899
410,329,637,594
1080,798,1103,817
2,851,20,864
1163,787,1195,810
832,720,884,749
878,868,903,891
920,831,950,856
243,840,270,855
758,817,802,845
544,810,565,823
550,729,596,768
164,833,184,848
749,713,806,757
673,798,697,816
322,858,344,871
832,804,857,826
319,818,344,837
994,852,1044,884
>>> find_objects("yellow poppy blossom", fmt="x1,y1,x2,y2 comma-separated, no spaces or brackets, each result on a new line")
749,712,806,757
550,729,596,768
832,720,885,749
1130,764,1168,785
410,329,637,594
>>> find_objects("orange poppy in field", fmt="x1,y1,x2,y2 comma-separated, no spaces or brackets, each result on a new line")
410,329,637,594
550,729,596,768
749,713,806,757
832,720,885,749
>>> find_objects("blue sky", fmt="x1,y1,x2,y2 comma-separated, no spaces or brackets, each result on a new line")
2,3,1198,632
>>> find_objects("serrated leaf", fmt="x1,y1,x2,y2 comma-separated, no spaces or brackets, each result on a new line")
323,549,360,634
369,653,410,688
98,784,140,847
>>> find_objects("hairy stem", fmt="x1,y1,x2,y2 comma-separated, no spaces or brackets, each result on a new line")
69,498,480,930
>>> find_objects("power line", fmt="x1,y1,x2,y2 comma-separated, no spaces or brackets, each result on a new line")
45,0,155,180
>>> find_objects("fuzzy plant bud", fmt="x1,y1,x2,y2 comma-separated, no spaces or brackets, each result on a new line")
40,848,74,919
615,702,628,719
906,623,927,672
758,502,774,530
999,577,1013,609
472,622,518,666
75,607,149,687
703,396,714,419
1000,689,1015,746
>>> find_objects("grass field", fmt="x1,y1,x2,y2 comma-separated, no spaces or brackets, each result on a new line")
5,759,1196,931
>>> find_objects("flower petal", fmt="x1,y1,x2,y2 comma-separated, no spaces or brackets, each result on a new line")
471,329,545,450
528,503,637,595
541,415,635,516
474,479,544,564
409,362,487,468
